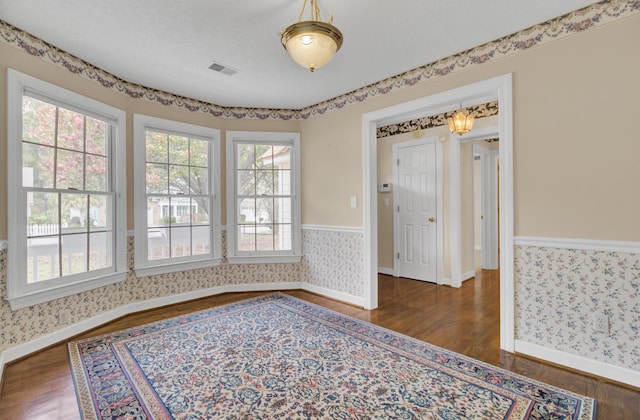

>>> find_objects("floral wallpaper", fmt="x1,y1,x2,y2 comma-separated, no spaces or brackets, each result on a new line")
0,229,364,356
300,229,364,297
515,245,640,371
0,247,126,350
3,235,640,374
0,2,637,120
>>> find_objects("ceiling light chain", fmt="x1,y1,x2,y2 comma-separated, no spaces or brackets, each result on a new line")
281,0,343,72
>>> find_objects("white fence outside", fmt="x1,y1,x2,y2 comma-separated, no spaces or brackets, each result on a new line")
27,223,59,237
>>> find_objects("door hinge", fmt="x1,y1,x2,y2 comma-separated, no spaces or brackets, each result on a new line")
397,158,400,166
397,252,400,259
397,205,400,212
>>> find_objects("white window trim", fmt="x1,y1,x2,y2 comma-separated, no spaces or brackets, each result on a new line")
6,69,127,310
133,114,221,277
225,130,302,264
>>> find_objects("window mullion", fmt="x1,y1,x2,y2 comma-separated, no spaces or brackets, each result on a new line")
53,107,59,189
57,191,63,278
86,194,90,272
82,115,87,191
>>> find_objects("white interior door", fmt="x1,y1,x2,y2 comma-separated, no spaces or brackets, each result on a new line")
394,140,437,282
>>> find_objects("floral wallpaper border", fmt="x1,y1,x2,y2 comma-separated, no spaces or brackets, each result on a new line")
0,1,638,120
515,245,640,371
377,101,498,139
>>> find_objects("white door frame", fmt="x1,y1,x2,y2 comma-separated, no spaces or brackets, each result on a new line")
362,73,514,352
391,137,444,283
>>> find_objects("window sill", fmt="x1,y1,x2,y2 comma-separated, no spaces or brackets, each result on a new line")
226,255,302,265
7,271,127,311
135,258,222,278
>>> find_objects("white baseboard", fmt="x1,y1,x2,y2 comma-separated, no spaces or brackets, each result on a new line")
0,282,364,378
378,267,394,276
5,293,639,389
302,283,365,307
0,353,4,386
515,339,640,388
462,270,475,282
1,303,130,382
439,277,452,286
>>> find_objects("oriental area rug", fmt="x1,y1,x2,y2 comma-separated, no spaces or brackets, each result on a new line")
68,293,595,419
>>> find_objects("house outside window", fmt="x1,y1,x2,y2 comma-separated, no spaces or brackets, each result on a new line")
134,114,221,276
226,131,301,264
6,69,127,310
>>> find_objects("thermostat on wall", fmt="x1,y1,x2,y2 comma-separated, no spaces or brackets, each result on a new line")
378,182,391,192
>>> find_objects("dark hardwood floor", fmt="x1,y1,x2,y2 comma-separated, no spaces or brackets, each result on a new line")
0,271,638,418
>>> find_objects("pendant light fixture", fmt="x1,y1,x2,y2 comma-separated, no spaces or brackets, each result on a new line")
280,0,344,72
447,106,475,135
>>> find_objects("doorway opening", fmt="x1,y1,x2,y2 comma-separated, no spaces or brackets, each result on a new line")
451,125,500,282
473,139,499,272
362,74,514,352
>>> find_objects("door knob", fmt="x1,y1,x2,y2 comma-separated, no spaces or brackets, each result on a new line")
428,217,436,223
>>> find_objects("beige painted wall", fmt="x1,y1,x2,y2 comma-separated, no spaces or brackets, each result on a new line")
299,14,640,241
1,14,639,242
0,13,637,297
1,8,639,380
0,42,300,238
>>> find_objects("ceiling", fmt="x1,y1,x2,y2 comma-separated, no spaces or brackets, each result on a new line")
0,0,598,110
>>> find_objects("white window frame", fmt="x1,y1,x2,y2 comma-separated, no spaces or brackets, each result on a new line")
133,114,221,276
6,69,127,310
226,131,302,264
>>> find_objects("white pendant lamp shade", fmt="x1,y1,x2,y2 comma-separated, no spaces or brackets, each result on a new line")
282,22,342,72
281,0,343,72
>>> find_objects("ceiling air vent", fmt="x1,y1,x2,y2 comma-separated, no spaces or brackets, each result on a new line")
208,61,239,76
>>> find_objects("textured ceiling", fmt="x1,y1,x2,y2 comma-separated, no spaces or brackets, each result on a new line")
0,0,599,109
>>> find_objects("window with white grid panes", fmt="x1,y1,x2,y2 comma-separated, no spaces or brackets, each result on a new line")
7,69,127,309
134,115,221,276
226,131,301,264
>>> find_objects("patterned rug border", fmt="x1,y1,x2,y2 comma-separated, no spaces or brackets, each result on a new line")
69,292,596,419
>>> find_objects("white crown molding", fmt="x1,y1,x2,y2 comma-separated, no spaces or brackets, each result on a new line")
302,224,363,234
515,340,640,388
514,236,640,254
